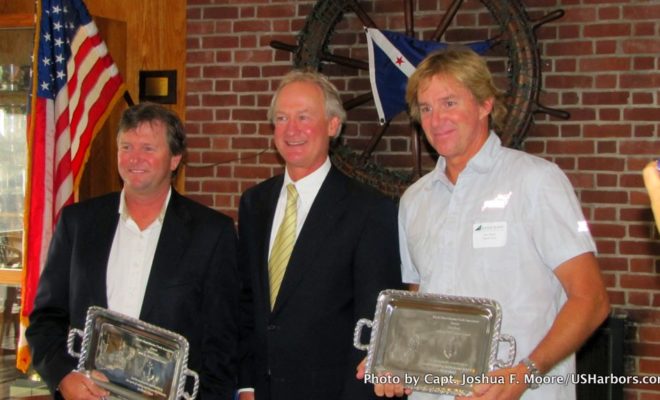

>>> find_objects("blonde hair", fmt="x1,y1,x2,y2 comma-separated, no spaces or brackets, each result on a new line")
406,46,506,131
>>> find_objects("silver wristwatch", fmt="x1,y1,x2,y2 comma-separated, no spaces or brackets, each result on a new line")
520,357,541,389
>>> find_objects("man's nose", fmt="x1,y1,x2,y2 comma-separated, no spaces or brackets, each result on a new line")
128,151,143,164
430,108,445,127
284,119,300,135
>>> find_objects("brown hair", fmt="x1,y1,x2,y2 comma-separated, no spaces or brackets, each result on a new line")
117,102,186,176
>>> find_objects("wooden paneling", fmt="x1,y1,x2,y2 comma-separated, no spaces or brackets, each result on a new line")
80,0,188,199
0,1,33,14
86,0,187,121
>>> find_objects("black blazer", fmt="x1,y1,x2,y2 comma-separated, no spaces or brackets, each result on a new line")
238,166,403,400
26,190,239,400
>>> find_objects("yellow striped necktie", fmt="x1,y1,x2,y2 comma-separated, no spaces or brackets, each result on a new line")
269,183,298,309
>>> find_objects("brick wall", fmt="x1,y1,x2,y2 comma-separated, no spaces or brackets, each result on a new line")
185,0,660,398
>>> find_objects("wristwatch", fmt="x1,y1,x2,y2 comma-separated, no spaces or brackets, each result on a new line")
520,357,541,390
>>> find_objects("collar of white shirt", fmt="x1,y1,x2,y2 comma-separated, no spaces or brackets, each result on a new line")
118,187,172,225
432,130,501,187
283,156,331,206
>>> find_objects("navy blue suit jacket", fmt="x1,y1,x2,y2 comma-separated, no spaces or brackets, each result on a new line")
238,166,403,400
27,190,239,400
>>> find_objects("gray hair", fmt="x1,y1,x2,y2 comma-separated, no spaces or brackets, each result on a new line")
268,69,346,136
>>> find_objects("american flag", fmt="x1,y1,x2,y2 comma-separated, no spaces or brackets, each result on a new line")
18,0,124,371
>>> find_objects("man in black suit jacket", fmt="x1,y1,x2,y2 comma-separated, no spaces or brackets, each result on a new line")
237,70,402,400
26,103,239,400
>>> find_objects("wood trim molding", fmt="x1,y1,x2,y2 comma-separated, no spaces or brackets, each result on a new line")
0,13,34,27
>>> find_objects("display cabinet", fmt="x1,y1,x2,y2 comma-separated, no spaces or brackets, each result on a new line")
0,14,32,365
0,18,31,286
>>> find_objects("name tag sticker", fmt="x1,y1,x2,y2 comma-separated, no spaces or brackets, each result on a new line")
473,222,507,248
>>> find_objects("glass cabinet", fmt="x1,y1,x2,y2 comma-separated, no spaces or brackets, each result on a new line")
0,23,31,283
0,15,31,379
0,23,34,283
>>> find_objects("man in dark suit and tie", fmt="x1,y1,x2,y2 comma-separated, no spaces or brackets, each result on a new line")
26,103,239,400
237,70,403,400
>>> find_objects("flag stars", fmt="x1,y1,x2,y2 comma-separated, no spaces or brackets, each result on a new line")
42,57,52,66
53,21,63,31
40,81,49,91
52,5,62,14
43,32,52,42
56,70,66,81
54,38,64,48
55,54,65,64
395,56,404,66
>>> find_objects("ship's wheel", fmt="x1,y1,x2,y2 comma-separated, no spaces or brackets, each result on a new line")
271,0,568,198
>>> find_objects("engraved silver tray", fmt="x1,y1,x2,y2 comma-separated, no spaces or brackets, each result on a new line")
354,290,516,396
67,306,199,400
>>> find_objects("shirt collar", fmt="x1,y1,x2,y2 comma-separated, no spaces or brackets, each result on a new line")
431,131,502,186
118,187,172,224
280,157,332,205
284,157,332,189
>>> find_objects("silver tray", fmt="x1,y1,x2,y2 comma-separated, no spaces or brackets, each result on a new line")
354,290,515,396
67,306,199,400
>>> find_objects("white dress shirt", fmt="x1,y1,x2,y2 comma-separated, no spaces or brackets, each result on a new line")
106,188,171,318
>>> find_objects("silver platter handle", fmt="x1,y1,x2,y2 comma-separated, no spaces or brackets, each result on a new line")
67,328,84,358
353,318,373,351
492,333,516,370
182,368,200,400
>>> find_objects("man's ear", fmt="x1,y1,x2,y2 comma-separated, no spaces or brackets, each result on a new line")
170,154,183,172
479,97,494,120
328,116,341,138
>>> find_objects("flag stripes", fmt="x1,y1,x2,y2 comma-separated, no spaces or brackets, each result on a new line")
18,0,124,371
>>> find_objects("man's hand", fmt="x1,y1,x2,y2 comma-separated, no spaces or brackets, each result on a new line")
456,364,528,400
59,371,109,400
356,357,412,398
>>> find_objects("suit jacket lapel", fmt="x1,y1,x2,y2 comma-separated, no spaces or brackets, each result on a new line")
272,168,348,314
85,195,120,308
140,190,190,320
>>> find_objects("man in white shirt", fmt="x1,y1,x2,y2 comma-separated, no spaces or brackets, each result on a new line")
27,103,239,400
359,47,610,399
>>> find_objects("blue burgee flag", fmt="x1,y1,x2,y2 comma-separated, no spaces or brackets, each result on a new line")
365,28,491,124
